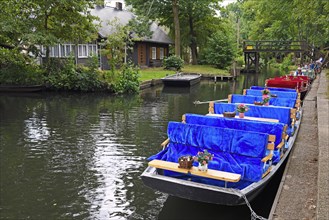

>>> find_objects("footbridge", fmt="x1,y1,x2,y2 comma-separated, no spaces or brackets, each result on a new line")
243,40,310,72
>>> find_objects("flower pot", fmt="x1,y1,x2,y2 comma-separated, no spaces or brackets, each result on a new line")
264,102,269,106
198,163,208,172
239,112,245,118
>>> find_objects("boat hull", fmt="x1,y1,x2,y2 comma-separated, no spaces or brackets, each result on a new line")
141,111,302,206
0,85,45,92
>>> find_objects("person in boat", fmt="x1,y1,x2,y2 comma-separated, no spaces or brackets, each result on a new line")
315,58,322,75
295,67,304,76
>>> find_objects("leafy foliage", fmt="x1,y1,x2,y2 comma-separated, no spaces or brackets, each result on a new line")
0,48,45,85
199,29,236,69
46,57,104,92
112,63,140,94
163,56,184,71
0,0,98,60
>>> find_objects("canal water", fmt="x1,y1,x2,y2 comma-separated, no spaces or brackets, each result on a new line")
0,70,282,220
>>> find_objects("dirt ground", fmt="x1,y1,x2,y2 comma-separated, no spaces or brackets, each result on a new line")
272,77,319,220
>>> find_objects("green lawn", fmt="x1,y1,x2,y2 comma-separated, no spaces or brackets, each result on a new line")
138,68,175,82
139,65,230,82
182,65,230,75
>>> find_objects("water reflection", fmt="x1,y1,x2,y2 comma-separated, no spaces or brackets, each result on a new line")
0,70,280,220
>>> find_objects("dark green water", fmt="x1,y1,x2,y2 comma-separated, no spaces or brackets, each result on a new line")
0,71,280,220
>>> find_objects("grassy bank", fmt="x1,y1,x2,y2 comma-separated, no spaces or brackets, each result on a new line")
139,65,231,82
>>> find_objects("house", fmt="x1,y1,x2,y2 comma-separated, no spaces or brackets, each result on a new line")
40,3,173,70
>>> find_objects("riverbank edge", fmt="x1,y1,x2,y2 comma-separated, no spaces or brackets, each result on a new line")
269,70,329,220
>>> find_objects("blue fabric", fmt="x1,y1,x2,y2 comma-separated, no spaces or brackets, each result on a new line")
286,124,296,136
231,94,296,108
250,86,297,92
246,89,298,99
231,154,263,182
214,103,292,125
185,113,284,148
149,122,271,182
267,149,281,164
167,122,268,157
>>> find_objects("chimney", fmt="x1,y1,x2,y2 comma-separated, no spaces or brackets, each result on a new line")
115,2,123,11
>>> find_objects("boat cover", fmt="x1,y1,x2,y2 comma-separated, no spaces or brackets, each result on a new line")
246,89,298,99
149,122,271,183
231,94,296,108
185,113,284,163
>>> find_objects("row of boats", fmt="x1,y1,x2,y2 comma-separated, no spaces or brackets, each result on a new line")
141,72,312,206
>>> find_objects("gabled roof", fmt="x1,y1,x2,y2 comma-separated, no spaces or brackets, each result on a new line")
90,7,173,44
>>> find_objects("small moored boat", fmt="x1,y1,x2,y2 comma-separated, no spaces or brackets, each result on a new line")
161,73,201,87
0,85,45,92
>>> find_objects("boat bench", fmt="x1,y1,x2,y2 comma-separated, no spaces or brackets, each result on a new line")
250,86,297,92
149,160,242,185
228,94,298,108
210,102,296,133
182,113,286,163
148,122,274,184
244,89,300,100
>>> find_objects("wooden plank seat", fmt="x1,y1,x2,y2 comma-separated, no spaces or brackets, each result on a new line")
207,113,279,123
182,113,286,163
149,160,241,183
209,102,297,136
228,94,298,108
148,122,274,185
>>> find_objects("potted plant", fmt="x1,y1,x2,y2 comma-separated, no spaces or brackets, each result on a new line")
262,96,271,106
193,150,214,172
236,104,249,118
262,89,271,106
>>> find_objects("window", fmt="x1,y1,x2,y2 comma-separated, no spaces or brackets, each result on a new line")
160,48,164,60
88,44,97,56
49,45,59,57
60,44,75,57
151,47,156,59
78,44,88,57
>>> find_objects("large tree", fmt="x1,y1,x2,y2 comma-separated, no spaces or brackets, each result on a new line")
231,0,329,49
0,0,98,63
126,0,222,64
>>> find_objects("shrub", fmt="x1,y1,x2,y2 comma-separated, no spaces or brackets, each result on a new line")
112,62,140,94
199,30,235,69
46,57,104,91
163,55,184,71
0,49,45,85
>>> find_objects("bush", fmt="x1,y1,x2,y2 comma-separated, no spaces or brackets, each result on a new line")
199,30,235,69
0,48,45,85
163,55,184,71
46,57,104,91
113,63,140,94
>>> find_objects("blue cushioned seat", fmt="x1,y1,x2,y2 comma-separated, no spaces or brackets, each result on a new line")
213,103,292,125
246,89,298,99
250,86,297,92
185,113,284,163
231,94,296,108
148,122,271,183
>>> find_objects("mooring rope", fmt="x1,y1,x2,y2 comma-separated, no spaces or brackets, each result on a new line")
230,189,268,220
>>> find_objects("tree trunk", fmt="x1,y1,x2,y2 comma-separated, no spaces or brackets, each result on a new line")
188,14,198,65
172,0,181,57
44,13,50,65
